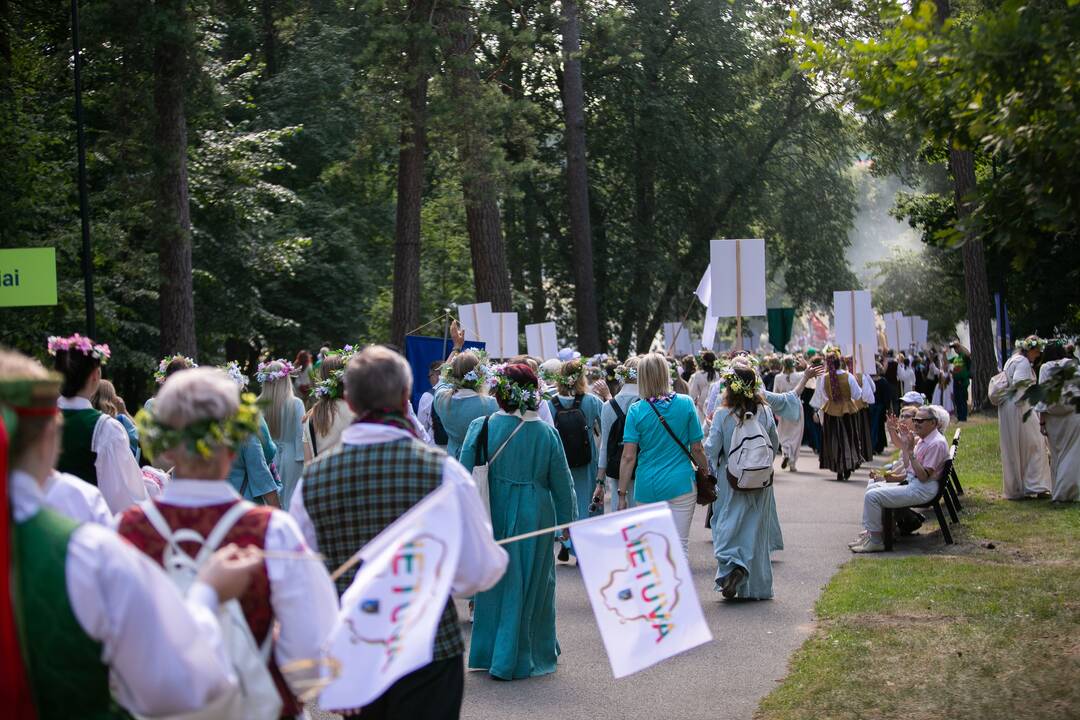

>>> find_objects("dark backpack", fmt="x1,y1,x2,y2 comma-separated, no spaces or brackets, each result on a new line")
432,396,449,446
605,397,637,480
551,395,592,468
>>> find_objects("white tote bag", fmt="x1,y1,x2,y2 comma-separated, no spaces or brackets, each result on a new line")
472,419,527,518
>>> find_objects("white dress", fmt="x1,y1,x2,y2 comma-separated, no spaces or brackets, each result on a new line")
999,354,1052,499
929,364,955,414
771,371,804,466
1039,359,1080,502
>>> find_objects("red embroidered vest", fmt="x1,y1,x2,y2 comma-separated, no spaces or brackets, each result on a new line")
116,500,301,717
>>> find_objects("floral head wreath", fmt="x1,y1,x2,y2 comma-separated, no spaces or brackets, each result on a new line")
220,361,249,389
312,346,355,400
441,350,490,390
134,391,261,461
822,344,843,359
47,334,111,365
560,362,586,386
256,359,295,384
1015,337,1046,352
721,366,763,399
615,364,638,384
586,353,609,368
487,364,547,413
155,354,197,384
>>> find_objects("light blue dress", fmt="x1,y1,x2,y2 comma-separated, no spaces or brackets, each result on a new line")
459,412,577,680
273,397,305,510
706,404,780,600
551,393,604,524
226,435,281,501
434,387,498,460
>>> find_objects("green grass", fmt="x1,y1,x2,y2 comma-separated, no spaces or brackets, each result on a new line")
757,419,1080,720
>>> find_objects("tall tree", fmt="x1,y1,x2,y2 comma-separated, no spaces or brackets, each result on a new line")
153,0,197,356
439,1,512,311
390,0,434,347
559,0,600,354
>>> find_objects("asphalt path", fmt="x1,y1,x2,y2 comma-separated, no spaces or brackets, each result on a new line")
315,446,873,720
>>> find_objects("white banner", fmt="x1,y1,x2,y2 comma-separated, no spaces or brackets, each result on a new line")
489,312,518,359
833,290,876,375
458,302,494,344
912,316,928,350
320,484,462,712
709,239,766,318
663,322,694,356
571,503,712,678
701,314,719,351
694,265,711,309
525,322,558,360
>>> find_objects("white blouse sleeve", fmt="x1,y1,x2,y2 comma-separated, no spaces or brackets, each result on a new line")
45,472,112,526
848,373,863,402
265,510,339,690
809,379,827,410
67,524,234,715
287,478,320,553
417,393,434,434
92,415,148,514
537,399,555,427
442,456,509,596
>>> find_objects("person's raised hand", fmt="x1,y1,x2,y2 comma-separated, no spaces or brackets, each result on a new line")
450,320,465,350
591,379,611,400
197,544,263,602
804,363,826,380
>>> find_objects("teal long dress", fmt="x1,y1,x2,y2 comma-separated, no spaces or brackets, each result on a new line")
705,404,780,600
434,387,499,460
551,393,604,524
459,411,577,680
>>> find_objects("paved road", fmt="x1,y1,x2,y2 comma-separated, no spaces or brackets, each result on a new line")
316,446,872,720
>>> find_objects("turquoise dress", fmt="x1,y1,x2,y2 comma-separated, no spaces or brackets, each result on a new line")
551,393,603,523
434,387,498,460
705,404,780,600
459,412,577,680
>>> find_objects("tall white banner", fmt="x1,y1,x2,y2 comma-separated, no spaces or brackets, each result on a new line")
488,312,519,359
571,503,712,678
525,322,558,360
701,314,719,351
833,290,876,375
663,322,694,356
911,316,928,350
694,265,711,309
458,303,494,344
320,484,462,712
709,239,766,318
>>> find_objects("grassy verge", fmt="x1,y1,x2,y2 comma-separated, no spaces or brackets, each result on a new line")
757,418,1080,720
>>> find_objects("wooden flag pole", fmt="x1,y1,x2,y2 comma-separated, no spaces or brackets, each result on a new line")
735,239,743,351
442,307,451,359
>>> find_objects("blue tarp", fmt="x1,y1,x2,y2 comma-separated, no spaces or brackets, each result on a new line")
404,335,485,411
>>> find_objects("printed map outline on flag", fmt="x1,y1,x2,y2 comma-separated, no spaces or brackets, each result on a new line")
598,528,683,642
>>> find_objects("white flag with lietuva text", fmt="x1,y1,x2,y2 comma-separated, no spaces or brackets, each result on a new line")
571,503,712,678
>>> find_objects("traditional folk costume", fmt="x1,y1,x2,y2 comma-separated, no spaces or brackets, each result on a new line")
43,470,111,525
551,392,603,528
1039,359,1080,502
811,362,864,481
291,418,507,713
927,361,955,414
999,352,1052,499
57,395,147,513
433,386,499,460
459,410,576,680
855,373,876,462
771,371,804,470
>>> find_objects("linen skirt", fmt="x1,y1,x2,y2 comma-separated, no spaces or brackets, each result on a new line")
819,412,864,474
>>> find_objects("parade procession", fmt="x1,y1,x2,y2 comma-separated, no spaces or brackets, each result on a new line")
2,1,1078,719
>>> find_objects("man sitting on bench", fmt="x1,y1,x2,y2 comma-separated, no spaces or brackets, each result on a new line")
849,404,950,553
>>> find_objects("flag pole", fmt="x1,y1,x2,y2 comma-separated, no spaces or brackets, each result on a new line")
735,239,743,351
442,307,451,359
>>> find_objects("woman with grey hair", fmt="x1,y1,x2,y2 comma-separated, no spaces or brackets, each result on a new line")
850,403,950,553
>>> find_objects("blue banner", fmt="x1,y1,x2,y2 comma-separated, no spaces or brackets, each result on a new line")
404,335,485,411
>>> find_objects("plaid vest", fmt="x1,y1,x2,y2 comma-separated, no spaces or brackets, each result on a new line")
301,437,463,661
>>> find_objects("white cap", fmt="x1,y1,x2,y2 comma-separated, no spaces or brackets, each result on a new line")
901,391,926,406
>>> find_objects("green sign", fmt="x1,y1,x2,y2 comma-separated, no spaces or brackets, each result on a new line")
0,248,58,307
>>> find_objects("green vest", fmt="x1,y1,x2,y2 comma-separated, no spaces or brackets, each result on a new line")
58,407,102,485
13,508,127,719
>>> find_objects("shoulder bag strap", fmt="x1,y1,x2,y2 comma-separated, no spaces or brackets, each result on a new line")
490,419,527,467
646,399,700,471
611,397,625,422
308,419,319,457
476,416,490,465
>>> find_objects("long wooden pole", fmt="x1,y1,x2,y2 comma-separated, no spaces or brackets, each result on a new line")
735,239,743,351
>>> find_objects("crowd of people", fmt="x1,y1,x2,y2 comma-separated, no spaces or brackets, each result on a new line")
3,324,1076,719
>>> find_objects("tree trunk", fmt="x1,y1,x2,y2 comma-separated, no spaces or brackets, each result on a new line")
390,0,432,348
439,3,512,311
153,0,196,357
950,146,995,409
934,0,995,410
261,0,277,76
559,0,600,355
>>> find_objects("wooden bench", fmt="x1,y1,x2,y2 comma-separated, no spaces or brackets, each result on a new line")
882,456,956,550
950,428,964,496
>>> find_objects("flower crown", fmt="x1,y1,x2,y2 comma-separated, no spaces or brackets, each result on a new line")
613,365,637,383
134,392,261,461
560,362,585,386
586,353,610,368
722,367,763,399
256,359,295,384
488,364,547,413
1015,337,1046,352
155,354,197,384
47,334,111,364
312,345,356,399
441,350,490,390
220,361,249,389
822,344,843,359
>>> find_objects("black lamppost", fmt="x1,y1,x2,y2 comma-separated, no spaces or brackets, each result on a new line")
71,0,95,337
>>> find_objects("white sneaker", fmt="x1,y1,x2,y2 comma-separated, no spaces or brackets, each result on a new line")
847,532,869,548
851,538,885,553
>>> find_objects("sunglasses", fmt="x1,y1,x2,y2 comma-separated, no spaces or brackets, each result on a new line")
912,417,933,424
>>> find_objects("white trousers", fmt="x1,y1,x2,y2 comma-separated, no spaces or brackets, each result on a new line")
666,491,697,557
861,476,938,533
